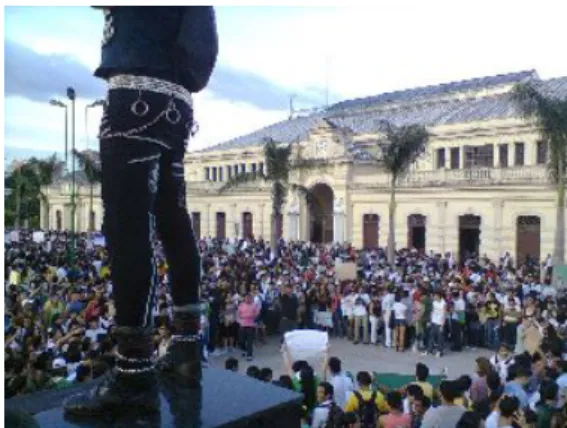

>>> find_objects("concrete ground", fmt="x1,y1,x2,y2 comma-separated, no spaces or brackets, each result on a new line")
208,336,492,379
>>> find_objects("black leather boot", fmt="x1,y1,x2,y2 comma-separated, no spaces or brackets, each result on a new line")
156,307,202,388
63,327,159,419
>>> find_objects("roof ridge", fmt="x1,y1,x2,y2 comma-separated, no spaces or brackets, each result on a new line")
327,69,537,112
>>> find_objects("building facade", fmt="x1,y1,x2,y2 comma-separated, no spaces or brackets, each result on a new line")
42,70,567,265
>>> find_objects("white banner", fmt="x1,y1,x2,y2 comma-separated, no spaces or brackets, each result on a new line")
284,330,328,363
32,231,45,243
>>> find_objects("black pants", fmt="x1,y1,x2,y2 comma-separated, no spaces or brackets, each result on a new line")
240,327,255,358
100,87,200,328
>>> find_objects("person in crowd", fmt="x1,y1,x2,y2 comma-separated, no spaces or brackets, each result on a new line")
495,395,521,428
379,391,411,428
421,380,466,428
470,357,492,404
238,293,260,362
352,286,370,345
411,394,431,428
279,284,299,341
412,363,434,400
424,291,446,358
324,356,354,409
246,365,260,379
344,371,389,426
225,357,238,373
392,292,408,352
260,367,273,383
503,364,532,409
311,381,341,428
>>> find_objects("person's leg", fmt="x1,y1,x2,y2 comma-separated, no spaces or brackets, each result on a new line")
438,324,445,355
245,327,254,358
154,123,202,385
353,316,361,344
383,312,392,347
428,325,437,354
400,324,406,351
64,90,171,416
362,315,369,344
369,315,378,344
394,324,399,350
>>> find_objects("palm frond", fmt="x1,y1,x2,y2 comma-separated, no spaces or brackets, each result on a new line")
379,122,429,179
263,137,292,182
512,82,567,181
73,149,102,184
289,183,325,210
218,171,267,194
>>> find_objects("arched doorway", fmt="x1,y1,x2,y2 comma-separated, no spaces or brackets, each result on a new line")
516,216,541,267
407,214,426,251
363,214,379,249
459,215,481,263
309,183,334,243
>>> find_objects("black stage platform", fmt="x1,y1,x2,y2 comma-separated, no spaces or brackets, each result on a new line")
5,368,302,428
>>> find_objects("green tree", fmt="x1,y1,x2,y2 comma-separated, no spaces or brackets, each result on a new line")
5,160,42,229
73,149,102,231
512,82,567,268
378,121,430,264
219,137,324,257
29,154,64,229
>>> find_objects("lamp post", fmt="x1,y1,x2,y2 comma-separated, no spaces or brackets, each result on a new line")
67,87,77,265
85,99,106,150
49,99,68,168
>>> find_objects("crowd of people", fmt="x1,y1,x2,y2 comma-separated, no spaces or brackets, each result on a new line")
4,229,567,427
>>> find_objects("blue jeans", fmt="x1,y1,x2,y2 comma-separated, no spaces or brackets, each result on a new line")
485,319,500,349
428,324,444,354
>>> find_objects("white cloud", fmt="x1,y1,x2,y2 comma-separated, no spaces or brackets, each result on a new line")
190,90,287,151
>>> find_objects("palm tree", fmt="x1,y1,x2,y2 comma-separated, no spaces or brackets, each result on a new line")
512,82,567,268
378,121,430,264
219,137,324,257
30,154,64,230
73,149,102,231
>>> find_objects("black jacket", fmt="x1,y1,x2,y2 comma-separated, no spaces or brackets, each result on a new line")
94,6,218,93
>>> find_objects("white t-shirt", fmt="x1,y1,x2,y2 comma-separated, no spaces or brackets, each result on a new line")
393,302,407,320
381,293,395,313
352,294,370,317
431,299,446,325
341,295,355,318
485,411,499,428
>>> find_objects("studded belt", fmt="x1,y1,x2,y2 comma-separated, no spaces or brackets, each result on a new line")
108,74,193,109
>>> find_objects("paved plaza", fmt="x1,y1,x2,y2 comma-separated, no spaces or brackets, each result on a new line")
208,336,492,379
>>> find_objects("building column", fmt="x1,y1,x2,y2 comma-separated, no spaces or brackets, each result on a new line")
493,144,500,168
482,199,503,261
428,201,447,254
206,204,211,238
287,212,299,241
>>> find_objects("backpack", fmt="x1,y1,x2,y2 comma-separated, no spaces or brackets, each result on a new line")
324,402,345,428
353,391,378,428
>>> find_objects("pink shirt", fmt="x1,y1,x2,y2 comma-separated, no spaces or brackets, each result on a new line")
238,302,259,328
382,413,411,428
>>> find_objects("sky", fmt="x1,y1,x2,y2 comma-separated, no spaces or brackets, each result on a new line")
4,3,567,162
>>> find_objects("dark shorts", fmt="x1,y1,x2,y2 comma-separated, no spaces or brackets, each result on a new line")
394,319,407,327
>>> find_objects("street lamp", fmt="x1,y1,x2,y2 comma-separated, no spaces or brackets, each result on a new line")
85,99,106,150
67,87,77,263
49,99,68,167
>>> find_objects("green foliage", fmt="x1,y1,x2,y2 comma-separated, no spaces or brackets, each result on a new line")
4,159,52,228
73,150,102,184
219,137,325,213
511,82,567,184
379,121,430,181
